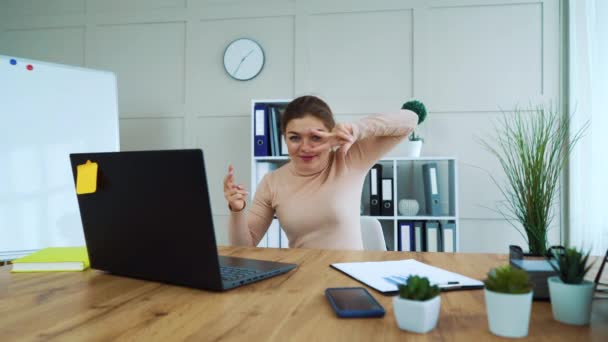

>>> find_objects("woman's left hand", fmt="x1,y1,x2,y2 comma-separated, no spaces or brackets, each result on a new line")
309,123,356,156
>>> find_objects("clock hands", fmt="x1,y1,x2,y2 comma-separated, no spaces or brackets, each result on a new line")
233,49,255,76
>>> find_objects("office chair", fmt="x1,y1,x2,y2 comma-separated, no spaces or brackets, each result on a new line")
360,216,387,251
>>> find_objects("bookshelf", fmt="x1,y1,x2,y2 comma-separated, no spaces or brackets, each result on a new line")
363,157,459,252
251,100,459,251
250,99,291,248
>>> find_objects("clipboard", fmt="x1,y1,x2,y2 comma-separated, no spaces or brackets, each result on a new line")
330,259,484,295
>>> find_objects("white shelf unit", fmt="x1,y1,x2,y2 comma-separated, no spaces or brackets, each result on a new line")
251,99,291,248
251,100,459,251
361,157,459,252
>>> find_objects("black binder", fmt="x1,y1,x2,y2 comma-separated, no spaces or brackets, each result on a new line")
369,164,382,216
381,178,393,216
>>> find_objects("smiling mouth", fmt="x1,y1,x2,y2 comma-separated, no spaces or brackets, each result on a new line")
300,155,316,161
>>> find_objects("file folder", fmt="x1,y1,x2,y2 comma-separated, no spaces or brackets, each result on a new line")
369,164,382,216
381,178,393,216
440,221,456,252
414,221,425,252
254,103,269,156
425,221,440,252
273,105,289,156
268,106,277,156
269,106,281,156
422,163,442,216
398,221,415,252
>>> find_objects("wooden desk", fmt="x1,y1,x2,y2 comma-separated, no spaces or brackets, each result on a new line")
1,247,606,341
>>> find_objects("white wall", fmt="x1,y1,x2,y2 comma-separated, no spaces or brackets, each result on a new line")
0,0,562,253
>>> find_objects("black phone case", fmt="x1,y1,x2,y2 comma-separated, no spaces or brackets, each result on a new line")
325,287,385,318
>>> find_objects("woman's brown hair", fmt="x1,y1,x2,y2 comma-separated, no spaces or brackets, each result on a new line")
281,95,335,133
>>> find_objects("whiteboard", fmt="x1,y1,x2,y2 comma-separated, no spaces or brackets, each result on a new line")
0,55,119,260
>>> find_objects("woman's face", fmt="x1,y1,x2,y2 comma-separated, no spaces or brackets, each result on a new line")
285,115,331,173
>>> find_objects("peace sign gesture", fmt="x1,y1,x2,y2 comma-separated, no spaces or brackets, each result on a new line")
307,123,356,156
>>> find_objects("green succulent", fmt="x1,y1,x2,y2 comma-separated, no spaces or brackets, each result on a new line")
484,265,532,294
398,275,440,301
549,247,594,284
401,100,427,141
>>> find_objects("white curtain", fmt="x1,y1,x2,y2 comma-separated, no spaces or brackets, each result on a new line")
568,0,608,255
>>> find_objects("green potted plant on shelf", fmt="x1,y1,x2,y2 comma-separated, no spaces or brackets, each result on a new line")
479,105,587,256
484,265,533,338
393,275,441,333
401,100,428,157
548,246,595,325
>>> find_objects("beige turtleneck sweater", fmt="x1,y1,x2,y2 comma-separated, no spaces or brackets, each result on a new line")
234,111,418,250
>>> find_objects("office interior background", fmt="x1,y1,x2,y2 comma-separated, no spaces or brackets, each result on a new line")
1,0,605,254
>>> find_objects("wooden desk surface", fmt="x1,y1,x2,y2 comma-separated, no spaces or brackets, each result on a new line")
0,247,606,341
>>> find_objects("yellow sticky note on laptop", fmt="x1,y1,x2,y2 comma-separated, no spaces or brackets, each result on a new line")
76,160,98,194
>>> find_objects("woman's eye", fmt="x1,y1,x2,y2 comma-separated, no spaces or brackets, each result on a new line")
311,135,322,142
289,136,300,142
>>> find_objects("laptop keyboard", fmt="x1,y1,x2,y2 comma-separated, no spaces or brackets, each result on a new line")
220,266,260,282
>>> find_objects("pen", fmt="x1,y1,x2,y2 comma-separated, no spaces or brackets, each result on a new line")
383,277,401,286
437,282,485,291
438,281,461,287
391,275,408,283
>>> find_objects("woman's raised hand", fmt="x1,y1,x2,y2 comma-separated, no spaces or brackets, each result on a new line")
223,164,248,212
308,122,356,155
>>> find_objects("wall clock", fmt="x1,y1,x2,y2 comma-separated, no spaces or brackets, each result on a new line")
223,38,265,81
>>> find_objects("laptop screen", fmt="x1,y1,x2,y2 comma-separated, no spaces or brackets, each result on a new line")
70,149,224,289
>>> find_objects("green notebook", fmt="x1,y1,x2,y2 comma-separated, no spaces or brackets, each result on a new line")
11,247,90,272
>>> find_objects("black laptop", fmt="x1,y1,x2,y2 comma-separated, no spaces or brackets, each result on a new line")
69,149,296,291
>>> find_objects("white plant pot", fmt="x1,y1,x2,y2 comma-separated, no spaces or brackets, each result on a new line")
402,140,422,157
484,289,533,338
393,295,440,333
548,276,594,325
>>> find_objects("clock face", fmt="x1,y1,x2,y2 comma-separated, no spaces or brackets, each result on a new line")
223,38,265,81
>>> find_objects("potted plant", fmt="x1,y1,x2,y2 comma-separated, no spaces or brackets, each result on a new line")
548,246,595,325
480,105,587,256
484,265,533,338
401,100,427,157
393,275,441,333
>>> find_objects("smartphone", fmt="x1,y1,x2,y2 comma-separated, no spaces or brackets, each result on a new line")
325,287,385,318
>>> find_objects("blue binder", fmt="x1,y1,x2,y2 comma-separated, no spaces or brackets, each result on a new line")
397,220,415,252
422,163,442,216
440,221,456,252
254,103,269,156
425,221,440,252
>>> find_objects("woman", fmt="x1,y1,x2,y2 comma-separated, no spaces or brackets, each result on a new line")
224,95,418,250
